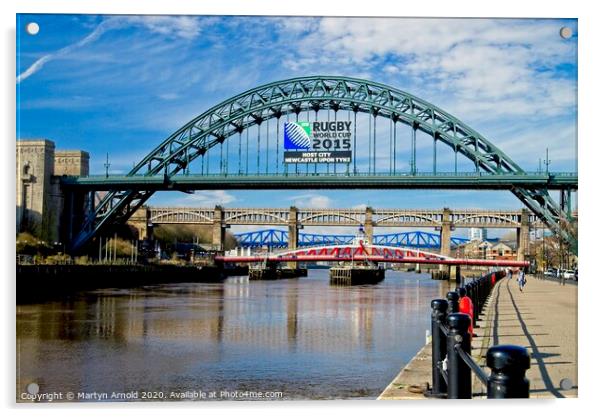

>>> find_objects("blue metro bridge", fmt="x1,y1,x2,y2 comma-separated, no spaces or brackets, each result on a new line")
234,229,478,249
56,76,577,254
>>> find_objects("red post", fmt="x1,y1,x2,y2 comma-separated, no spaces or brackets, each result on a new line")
458,287,474,337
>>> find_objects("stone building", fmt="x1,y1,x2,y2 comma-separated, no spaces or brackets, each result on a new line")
16,139,89,243
491,241,516,259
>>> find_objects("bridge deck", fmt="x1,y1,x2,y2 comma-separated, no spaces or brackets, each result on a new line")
61,172,577,191
137,206,549,228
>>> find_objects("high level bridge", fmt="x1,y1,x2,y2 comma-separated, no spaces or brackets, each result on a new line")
129,206,545,259
53,76,576,253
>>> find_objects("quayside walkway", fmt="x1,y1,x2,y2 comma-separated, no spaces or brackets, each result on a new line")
379,275,577,399
473,275,577,398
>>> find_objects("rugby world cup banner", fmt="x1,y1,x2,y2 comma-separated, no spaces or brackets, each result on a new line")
283,121,353,164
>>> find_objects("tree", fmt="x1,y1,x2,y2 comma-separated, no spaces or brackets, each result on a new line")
16,232,51,256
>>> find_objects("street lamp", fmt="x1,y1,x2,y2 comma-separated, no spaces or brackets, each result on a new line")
104,153,111,178
544,148,551,175
543,232,547,273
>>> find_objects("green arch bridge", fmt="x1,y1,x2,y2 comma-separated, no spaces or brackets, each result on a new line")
60,76,577,253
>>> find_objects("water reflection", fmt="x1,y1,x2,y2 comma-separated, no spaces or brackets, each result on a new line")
17,270,450,400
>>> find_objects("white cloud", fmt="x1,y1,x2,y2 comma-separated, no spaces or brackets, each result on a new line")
119,16,207,40
288,193,333,208
270,17,578,169
273,16,319,34
168,190,236,206
276,18,577,121
158,92,179,100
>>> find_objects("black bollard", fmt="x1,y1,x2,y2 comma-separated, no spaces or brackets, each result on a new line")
446,313,472,399
465,282,472,301
486,345,531,398
447,291,460,314
484,274,490,299
484,276,488,296
431,299,449,395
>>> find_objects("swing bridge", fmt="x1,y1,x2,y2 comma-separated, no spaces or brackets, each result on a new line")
214,242,530,269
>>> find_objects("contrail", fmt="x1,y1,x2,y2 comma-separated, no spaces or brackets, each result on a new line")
17,19,112,84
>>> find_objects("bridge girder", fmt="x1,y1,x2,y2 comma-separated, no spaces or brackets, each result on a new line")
69,76,577,253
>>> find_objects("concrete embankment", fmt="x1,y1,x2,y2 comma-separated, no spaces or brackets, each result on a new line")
377,342,433,400
17,264,224,303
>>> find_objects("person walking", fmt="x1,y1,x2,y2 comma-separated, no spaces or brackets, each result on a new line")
518,269,526,292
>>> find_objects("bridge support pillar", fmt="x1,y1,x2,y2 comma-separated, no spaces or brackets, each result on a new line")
212,205,226,252
128,206,152,240
453,265,462,285
440,207,452,258
365,206,374,244
516,208,530,262
61,190,89,247
560,188,573,218
287,206,299,268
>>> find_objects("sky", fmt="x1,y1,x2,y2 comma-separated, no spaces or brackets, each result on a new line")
15,15,578,237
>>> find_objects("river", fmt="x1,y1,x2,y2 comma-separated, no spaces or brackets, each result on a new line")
17,269,451,401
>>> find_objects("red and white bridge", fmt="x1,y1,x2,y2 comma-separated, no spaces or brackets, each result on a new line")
216,241,529,268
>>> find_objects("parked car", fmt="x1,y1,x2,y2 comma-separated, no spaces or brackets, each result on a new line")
544,268,557,277
562,269,576,280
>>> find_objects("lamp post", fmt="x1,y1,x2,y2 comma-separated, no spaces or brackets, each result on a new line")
544,148,551,175
104,153,111,178
542,233,547,275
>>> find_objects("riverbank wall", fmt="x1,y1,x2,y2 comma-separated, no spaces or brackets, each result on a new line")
17,264,224,303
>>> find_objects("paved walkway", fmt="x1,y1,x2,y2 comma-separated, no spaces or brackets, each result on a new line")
378,342,433,400
379,275,577,399
473,275,578,398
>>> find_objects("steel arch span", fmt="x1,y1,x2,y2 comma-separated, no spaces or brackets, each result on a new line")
70,75,576,252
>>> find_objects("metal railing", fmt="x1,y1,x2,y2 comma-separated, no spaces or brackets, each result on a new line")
430,272,531,399
79,171,577,179
534,272,578,286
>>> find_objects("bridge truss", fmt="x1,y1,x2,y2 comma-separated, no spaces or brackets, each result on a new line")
65,76,577,253
234,229,471,249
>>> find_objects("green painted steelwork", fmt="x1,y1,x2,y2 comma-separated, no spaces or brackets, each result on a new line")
62,172,578,191
69,76,578,253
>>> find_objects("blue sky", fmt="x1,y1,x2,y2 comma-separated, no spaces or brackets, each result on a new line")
16,15,578,237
